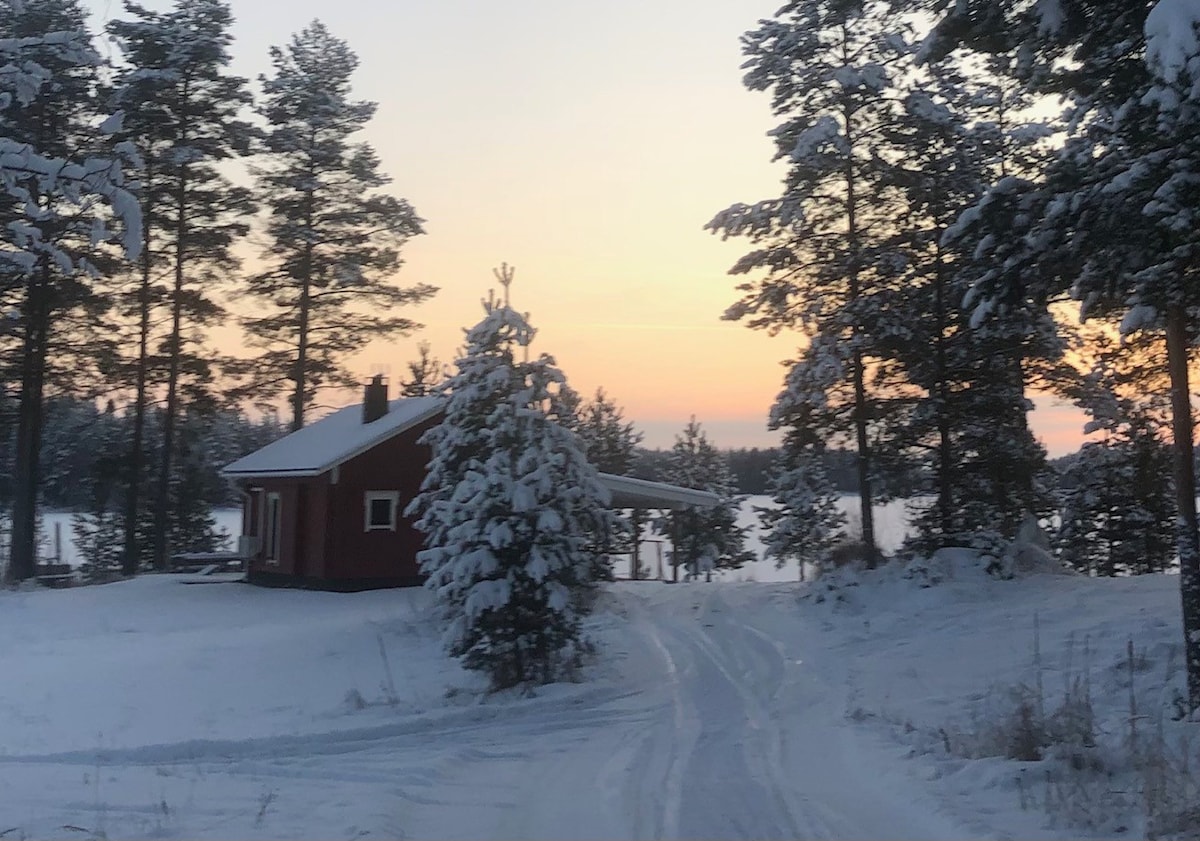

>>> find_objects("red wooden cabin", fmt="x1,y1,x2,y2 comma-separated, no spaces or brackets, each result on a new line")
222,377,717,590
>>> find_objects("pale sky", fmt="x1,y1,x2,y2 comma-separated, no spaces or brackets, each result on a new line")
86,0,1087,454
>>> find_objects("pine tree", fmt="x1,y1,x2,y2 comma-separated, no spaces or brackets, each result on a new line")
562,387,644,573
759,397,846,580
568,388,643,475
1,0,142,582
406,267,614,690
72,400,125,581
107,0,255,572
660,418,752,581
708,0,915,567
874,65,985,549
1056,428,1175,577
878,60,1064,554
139,407,227,558
400,340,442,397
932,0,1200,710
242,21,435,432
1055,331,1175,576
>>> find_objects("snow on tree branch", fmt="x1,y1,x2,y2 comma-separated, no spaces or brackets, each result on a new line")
1146,0,1200,87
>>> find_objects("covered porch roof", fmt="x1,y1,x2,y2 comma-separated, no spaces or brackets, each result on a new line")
597,473,719,510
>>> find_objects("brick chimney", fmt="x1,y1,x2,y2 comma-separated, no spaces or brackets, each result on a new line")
363,375,388,424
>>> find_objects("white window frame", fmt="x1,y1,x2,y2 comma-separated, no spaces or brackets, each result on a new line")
264,492,282,565
364,491,401,532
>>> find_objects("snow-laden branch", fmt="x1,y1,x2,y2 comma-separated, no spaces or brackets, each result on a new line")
1147,0,1200,83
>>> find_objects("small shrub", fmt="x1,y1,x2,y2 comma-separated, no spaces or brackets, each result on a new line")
825,540,873,570
1006,688,1046,761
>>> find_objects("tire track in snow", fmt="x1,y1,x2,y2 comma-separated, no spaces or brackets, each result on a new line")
648,589,841,840
643,615,695,840
710,586,972,841
689,592,836,838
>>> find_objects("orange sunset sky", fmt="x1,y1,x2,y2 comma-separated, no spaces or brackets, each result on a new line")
86,0,1087,454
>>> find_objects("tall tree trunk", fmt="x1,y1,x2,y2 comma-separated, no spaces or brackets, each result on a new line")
998,93,1037,524
841,68,877,567
8,263,52,582
934,241,953,539
122,186,153,576
289,174,316,433
1166,304,1200,712
850,351,876,564
1010,350,1036,515
152,166,188,571
290,242,313,433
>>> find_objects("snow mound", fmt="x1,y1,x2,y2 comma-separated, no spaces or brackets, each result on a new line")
905,547,993,587
996,514,1071,578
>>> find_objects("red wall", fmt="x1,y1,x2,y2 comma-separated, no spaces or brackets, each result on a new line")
325,417,437,582
238,414,438,587
242,476,329,578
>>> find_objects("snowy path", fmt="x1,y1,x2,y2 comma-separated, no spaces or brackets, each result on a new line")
0,579,977,839
632,588,965,841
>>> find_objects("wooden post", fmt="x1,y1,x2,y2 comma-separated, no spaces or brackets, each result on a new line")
630,508,642,580
670,512,679,583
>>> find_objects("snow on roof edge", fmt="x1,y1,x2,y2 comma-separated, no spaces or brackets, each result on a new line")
221,396,445,479
598,473,721,510
222,399,721,511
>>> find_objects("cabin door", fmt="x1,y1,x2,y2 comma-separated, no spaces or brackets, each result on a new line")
263,492,282,564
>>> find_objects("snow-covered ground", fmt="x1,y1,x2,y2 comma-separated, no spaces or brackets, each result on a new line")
0,563,1190,839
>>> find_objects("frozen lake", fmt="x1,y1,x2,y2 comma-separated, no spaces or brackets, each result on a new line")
24,508,244,567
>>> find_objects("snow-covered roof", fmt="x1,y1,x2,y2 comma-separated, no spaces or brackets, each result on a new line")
221,396,444,479
598,473,719,510
222,396,721,510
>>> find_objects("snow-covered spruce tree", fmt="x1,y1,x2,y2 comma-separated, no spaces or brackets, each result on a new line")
759,396,846,580
407,270,615,690
72,400,125,581
932,0,1200,711
565,388,643,476
660,418,752,581
242,21,434,432
1056,429,1175,577
171,411,225,552
708,0,914,567
561,387,644,572
1,0,142,582
1055,331,1175,576
106,0,255,573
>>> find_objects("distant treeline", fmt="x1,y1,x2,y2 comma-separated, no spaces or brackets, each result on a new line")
0,394,285,514
632,447,861,496
4,397,1114,511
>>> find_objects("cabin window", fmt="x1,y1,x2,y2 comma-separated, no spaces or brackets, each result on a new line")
364,491,400,532
264,492,282,564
